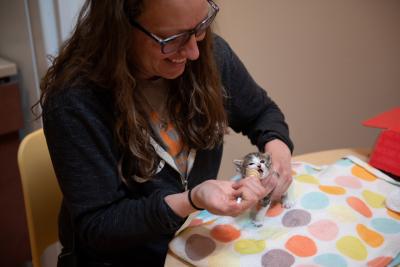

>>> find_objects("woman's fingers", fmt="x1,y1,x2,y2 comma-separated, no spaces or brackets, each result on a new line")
260,172,279,194
193,180,247,216
269,165,292,201
231,178,269,213
264,138,293,201
193,177,281,217
233,176,269,199
271,174,292,201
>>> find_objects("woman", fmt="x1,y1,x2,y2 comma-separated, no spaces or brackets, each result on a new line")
39,0,294,266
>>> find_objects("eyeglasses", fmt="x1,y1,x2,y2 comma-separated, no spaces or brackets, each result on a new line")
128,0,219,54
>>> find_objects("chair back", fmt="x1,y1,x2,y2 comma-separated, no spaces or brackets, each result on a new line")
18,128,62,267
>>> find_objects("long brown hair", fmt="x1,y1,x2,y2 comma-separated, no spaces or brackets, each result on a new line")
39,0,227,181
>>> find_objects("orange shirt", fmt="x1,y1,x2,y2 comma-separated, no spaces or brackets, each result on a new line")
150,111,189,177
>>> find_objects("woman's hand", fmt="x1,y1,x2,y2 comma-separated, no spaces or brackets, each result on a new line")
232,174,278,206
165,143,288,218
190,180,241,216
191,176,277,217
264,139,293,202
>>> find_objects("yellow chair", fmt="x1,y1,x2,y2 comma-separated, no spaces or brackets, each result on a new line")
18,128,62,267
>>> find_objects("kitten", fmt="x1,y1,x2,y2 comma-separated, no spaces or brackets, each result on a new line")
234,152,295,227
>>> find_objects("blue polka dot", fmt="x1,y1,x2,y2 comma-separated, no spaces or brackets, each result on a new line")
314,253,348,267
336,158,353,167
197,210,214,220
388,253,400,267
305,165,320,175
371,218,400,234
301,192,330,210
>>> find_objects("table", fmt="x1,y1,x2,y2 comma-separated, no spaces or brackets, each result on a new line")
164,147,371,267
291,147,370,165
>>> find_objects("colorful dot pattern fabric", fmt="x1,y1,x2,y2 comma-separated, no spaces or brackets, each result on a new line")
169,156,400,267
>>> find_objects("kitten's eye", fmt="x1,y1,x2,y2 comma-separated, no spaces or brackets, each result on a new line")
260,160,265,163
249,163,255,165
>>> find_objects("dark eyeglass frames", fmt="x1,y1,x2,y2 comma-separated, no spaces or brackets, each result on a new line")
128,0,219,54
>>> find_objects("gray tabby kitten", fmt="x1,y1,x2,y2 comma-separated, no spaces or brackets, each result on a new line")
234,152,295,227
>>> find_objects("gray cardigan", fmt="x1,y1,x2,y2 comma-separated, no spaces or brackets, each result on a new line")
43,35,293,266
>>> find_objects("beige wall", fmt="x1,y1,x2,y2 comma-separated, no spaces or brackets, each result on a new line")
215,0,400,179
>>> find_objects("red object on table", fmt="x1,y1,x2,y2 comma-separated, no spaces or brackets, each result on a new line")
363,107,400,178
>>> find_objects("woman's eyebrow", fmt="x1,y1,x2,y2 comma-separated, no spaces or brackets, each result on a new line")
158,7,210,35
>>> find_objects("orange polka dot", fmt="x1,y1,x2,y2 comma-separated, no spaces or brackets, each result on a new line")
319,185,346,195
210,224,241,243
347,196,372,218
291,169,297,176
356,224,384,248
285,235,317,257
351,165,377,181
266,203,284,217
387,209,400,220
367,256,393,267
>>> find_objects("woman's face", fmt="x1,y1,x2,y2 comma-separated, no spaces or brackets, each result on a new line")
130,0,210,80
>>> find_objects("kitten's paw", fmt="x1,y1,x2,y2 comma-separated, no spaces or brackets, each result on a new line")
282,200,295,209
251,221,263,228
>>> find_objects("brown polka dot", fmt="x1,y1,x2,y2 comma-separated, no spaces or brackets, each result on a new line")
185,234,216,261
282,209,311,227
261,249,295,267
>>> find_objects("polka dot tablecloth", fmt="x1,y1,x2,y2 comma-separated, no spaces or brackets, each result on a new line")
169,156,400,267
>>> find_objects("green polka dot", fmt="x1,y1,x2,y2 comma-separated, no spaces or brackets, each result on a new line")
234,239,266,255
295,174,319,184
336,236,367,261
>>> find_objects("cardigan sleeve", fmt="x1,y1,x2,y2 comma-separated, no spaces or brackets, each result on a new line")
42,88,185,252
214,35,294,153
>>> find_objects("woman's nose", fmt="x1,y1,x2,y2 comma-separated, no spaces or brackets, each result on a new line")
179,35,200,60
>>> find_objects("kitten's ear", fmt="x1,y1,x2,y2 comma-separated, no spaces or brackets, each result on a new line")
233,159,243,173
265,153,272,167
233,159,243,168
